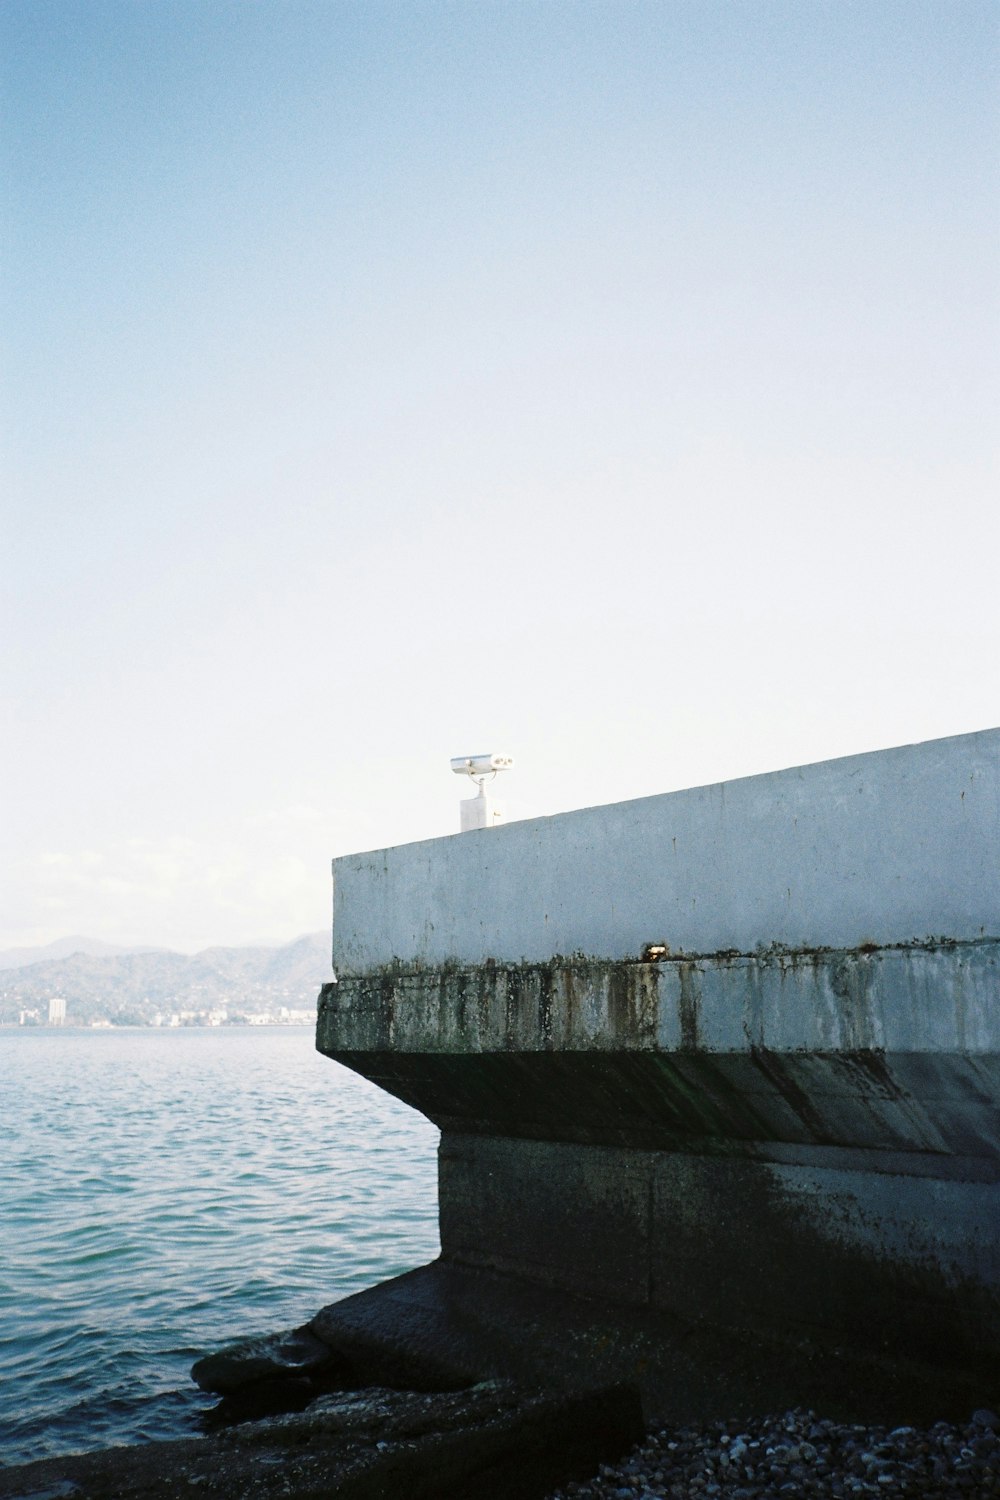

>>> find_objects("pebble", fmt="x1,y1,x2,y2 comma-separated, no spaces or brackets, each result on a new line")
548,1407,1000,1499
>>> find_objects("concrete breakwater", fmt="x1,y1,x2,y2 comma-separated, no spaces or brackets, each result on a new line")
318,729,1000,1402
5,732,996,1500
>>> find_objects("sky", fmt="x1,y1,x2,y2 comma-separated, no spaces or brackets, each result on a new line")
3,0,998,953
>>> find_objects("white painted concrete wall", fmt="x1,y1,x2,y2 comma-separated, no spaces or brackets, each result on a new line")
332,729,1000,976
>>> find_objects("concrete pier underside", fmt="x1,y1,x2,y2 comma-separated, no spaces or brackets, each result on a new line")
316,731,1000,1410
318,941,999,1379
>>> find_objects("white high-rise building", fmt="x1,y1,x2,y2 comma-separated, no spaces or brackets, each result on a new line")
48,997,66,1025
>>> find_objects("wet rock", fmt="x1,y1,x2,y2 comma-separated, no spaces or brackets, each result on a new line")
0,1381,644,1500
190,1322,344,1395
2,1486,84,1500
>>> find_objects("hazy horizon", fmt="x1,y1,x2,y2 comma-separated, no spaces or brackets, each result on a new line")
5,0,997,951
0,930,330,965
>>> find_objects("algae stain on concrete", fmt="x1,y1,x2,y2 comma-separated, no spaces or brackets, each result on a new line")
677,963,702,1050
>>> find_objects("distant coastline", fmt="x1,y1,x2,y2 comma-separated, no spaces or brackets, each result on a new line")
4,1015,317,1029
0,931,330,1028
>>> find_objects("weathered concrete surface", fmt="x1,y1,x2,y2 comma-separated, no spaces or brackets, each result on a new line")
331,729,999,975
318,731,1000,1396
318,944,1000,1155
197,1261,865,1429
305,1262,995,1428
323,941,999,1057
319,951,1000,1374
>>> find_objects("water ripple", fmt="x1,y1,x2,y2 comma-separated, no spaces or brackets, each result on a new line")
0,1027,439,1466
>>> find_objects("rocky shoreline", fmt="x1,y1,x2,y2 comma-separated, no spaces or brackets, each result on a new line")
3,1262,997,1500
0,1381,644,1500
550,1406,1000,1499
1,1395,997,1499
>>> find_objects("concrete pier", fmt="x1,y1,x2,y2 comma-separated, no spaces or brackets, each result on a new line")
317,729,1000,1397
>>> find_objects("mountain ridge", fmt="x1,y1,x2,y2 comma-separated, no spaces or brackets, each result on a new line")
0,932,331,1025
0,935,173,970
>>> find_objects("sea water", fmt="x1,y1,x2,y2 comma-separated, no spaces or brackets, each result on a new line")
0,1027,440,1468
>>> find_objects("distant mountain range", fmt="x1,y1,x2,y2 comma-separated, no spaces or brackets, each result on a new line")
0,934,172,970
0,933,332,1026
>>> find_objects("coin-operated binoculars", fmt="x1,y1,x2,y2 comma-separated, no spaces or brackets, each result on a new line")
450,753,514,832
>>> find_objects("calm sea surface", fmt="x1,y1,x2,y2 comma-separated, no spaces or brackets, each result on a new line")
0,1027,440,1468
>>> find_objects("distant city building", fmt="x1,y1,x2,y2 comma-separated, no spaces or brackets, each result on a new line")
48,997,66,1025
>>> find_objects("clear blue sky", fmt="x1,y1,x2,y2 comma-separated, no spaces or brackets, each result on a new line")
3,0,998,951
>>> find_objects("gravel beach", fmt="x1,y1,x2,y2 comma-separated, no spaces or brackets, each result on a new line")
548,1406,1000,1499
